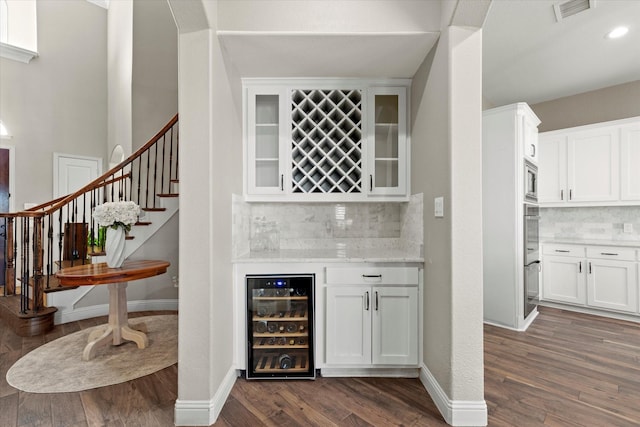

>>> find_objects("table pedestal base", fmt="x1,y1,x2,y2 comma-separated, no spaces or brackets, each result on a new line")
82,282,148,361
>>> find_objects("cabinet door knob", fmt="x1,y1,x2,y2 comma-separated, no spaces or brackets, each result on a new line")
280,174,284,191
365,291,369,311
531,144,536,157
589,262,592,274
369,175,373,192
561,189,564,200
375,291,379,311
579,261,582,273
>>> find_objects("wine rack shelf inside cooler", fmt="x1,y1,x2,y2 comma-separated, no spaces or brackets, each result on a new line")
253,351,310,373
246,274,315,379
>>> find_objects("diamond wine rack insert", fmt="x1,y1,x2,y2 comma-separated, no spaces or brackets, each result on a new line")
291,89,363,194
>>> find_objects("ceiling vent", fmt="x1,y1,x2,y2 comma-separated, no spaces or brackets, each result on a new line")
553,0,596,22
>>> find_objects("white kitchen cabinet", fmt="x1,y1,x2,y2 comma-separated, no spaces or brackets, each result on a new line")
538,117,640,207
243,79,411,202
539,127,619,204
542,243,640,316
542,254,586,305
567,127,619,202
482,103,541,331
523,110,539,163
325,285,418,366
325,266,419,368
587,258,637,313
246,87,286,195
620,122,640,201
538,134,567,203
367,87,408,197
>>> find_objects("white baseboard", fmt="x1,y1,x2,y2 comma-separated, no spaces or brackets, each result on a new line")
483,308,539,332
174,367,238,426
419,363,487,426
321,367,419,378
54,299,178,324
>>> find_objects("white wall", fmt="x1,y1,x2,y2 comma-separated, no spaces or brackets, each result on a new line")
216,0,440,32
0,0,107,210
411,17,487,427
132,0,178,151
107,0,132,158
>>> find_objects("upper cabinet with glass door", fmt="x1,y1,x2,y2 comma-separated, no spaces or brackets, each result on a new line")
368,87,407,197
246,88,285,195
243,79,410,202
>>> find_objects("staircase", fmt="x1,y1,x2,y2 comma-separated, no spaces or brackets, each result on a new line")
0,115,178,336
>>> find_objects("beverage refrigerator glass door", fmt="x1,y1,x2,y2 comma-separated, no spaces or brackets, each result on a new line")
523,204,540,317
524,160,538,203
246,274,315,379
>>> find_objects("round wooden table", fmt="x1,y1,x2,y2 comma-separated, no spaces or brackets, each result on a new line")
55,260,170,361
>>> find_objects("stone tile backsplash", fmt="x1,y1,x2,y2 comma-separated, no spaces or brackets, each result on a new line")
232,193,424,257
540,206,640,242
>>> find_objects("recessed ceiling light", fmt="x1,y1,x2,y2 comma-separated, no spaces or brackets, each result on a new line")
607,26,629,39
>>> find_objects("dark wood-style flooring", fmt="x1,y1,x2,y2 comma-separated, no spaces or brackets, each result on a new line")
1,306,640,426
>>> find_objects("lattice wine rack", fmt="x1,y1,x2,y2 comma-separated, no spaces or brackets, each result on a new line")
290,89,363,194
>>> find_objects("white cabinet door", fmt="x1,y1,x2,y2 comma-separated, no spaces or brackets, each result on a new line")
326,286,371,365
367,87,408,197
587,259,638,313
567,127,619,202
538,135,567,204
542,255,586,304
372,287,418,365
620,122,640,201
246,87,286,195
522,112,539,163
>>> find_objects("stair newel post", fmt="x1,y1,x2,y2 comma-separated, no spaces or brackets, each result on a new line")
20,217,30,313
57,207,63,272
32,214,44,312
3,216,15,295
45,214,53,289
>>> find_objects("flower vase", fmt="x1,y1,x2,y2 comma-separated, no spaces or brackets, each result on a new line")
105,227,126,268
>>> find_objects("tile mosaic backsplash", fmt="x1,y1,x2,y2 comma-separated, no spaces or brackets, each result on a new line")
540,206,640,242
232,194,424,257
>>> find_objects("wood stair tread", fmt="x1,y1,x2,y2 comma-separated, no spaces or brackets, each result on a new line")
142,207,166,212
157,193,179,198
135,221,152,226
0,294,58,319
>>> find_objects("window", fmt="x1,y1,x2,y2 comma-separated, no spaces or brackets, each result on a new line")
0,0,38,63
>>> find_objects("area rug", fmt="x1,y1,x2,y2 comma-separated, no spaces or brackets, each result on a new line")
6,314,177,393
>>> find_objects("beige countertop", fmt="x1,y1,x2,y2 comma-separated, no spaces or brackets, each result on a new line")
542,238,640,248
233,247,424,263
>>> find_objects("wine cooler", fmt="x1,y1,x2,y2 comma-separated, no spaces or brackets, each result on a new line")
246,274,315,379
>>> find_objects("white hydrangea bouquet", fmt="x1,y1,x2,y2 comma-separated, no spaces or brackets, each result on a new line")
93,201,141,232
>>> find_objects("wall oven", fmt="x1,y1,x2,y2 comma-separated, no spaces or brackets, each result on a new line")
524,204,540,317
524,160,538,203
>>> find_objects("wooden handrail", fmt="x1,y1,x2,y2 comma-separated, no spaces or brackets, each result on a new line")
1,114,178,316
43,114,178,215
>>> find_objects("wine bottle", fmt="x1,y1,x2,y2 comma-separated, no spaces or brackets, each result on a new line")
255,321,267,333
279,354,293,369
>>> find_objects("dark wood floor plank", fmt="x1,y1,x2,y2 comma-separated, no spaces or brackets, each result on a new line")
3,305,640,426
0,393,19,427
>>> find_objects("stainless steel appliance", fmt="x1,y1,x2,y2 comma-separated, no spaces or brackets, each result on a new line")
524,160,538,203
523,204,540,317
246,274,315,379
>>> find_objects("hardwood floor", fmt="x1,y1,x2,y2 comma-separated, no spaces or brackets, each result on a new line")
1,306,640,426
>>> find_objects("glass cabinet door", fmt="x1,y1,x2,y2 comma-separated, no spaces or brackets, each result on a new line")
368,87,407,196
247,89,284,194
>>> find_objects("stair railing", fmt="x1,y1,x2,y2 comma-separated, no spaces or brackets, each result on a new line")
0,114,178,315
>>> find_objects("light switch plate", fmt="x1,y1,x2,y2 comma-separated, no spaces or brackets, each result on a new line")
434,197,444,218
